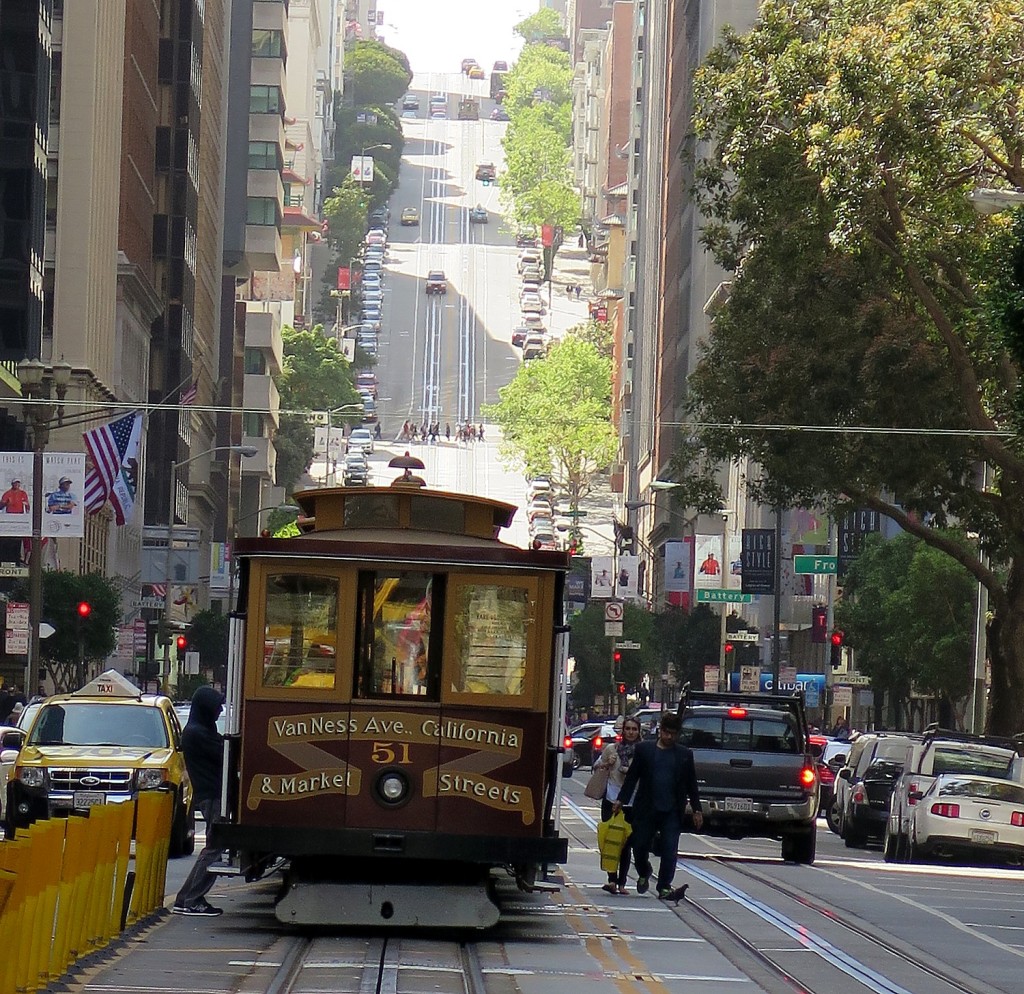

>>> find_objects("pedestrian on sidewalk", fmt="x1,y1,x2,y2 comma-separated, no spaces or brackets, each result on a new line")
172,686,227,917
575,284,582,300
613,711,703,899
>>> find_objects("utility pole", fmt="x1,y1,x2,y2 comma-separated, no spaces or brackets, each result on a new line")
772,504,783,685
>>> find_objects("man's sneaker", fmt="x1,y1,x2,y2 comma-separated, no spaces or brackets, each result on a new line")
636,876,649,895
171,899,223,917
658,888,673,899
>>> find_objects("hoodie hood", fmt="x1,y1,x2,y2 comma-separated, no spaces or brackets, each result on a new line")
188,685,224,728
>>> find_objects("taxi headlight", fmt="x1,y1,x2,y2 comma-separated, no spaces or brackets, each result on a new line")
16,767,46,788
137,768,167,790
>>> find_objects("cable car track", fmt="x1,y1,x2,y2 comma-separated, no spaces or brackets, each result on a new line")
564,795,999,994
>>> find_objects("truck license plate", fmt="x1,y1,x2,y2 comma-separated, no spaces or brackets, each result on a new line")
725,797,754,813
970,829,997,844
73,791,105,808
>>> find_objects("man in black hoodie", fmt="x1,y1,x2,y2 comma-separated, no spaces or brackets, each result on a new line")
172,685,225,916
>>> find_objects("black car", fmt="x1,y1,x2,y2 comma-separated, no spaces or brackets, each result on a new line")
567,722,618,770
840,757,905,847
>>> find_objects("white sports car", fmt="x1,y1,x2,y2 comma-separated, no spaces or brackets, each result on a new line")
910,773,1024,865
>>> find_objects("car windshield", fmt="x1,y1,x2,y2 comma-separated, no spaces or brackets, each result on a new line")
937,777,1024,803
28,703,169,748
932,745,1015,778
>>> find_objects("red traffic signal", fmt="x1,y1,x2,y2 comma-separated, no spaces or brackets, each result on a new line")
175,635,187,651
613,651,622,664
830,630,844,669
76,601,91,619
617,683,627,695
724,642,734,653
830,630,844,647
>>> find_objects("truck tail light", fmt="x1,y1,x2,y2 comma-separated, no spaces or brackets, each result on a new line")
853,788,865,804
908,781,919,805
563,735,572,750
1011,812,1024,827
799,767,817,787
593,736,603,750
930,802,960,818
727,707,747,718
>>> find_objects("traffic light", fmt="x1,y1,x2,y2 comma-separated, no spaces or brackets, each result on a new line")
617,682,627,695
76,601,91,620
811,606,827,643
176,634,187,662
613,650,622,669
724,642,734,655
830,630,844,669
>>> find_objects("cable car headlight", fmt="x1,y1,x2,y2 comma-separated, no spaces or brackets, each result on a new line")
375,770,410,806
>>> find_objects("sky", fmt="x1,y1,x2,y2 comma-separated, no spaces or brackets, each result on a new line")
372,0,530,76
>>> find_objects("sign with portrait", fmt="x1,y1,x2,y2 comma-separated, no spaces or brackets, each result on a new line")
0,452,85,538
693,535,724,591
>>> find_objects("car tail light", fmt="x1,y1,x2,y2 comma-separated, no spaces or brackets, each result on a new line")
908,781,919,805
930,802,960,818
853,788,865,804
800,767,817,787
817,763,835,785
593,736,603,750
727,707,747,718
615,734,622,743
563,735,572,750
1011,812,1024,827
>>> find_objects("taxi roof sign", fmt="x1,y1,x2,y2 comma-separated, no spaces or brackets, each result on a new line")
74,669,142,698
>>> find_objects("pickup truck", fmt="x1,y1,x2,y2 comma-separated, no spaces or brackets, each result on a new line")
884,726,1024,862
679,689,819,863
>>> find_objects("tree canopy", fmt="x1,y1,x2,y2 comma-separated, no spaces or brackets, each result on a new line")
514,8,563,44
274,325,363,494
837,533,976,727
345,40,413,106
482,337,616,508
673,0,1024,734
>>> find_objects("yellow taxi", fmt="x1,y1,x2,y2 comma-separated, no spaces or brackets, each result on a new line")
5,670,195,856
468,65,485,80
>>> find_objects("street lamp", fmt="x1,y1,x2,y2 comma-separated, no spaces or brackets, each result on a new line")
357,143,393,186
18,357,73,697
162,444,257,690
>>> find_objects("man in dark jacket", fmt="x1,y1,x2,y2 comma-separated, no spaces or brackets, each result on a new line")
172,685,225,917
613,711,703,898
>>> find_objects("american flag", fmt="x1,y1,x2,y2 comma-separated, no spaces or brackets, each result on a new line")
179,382,198,406
147,584,167,598
83,411,143,524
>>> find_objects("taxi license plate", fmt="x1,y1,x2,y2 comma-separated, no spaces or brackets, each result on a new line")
73,791,105,808
970,829,997,844
725,797,754,813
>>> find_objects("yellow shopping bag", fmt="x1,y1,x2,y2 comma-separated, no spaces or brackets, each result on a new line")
597,811,632,873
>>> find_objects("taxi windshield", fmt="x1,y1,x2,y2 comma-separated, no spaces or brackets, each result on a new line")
27,703,169,748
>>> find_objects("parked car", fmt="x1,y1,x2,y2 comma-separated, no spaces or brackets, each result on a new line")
490,106,510,122
460,58,478,73
493,60,509,72
401,207,420,226
836,732,919,846
402,94,419,110
426,270,447,295
511,326,533,347
515,231,539,248
521,292,546,314
909,774,1024,865
475,163,496,182
356,373,378,397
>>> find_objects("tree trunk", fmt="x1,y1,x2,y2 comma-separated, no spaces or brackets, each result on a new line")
986,575,1024,736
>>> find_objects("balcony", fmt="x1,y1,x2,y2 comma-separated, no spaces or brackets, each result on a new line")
253,0,287,32
247,167,284,205
249,112,285,149
244,223,284,272
251,56,287,94
240,433,277,481
243,373,281,427
244,305,284,375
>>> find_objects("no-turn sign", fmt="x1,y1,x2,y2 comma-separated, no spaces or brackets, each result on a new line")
604,601,623,622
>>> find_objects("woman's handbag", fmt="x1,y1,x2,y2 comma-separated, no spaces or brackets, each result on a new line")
584,764,609,799
597,811,632,872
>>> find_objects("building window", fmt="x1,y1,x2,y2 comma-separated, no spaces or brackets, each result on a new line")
252,29,285,60
242,412,263,437
248,141,280,171
246,197,279,226
249,85,284,116
244,348,265,375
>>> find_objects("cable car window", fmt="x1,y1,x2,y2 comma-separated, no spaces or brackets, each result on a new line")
262,574,339,689
344,494,400,529
450,583,530,697
409,494,464,534
355,571,441,699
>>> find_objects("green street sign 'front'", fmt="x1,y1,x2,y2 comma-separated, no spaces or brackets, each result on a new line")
696,589,753,604
793,555,838,575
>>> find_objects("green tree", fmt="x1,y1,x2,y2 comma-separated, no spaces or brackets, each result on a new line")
838,533,975,727
568,602,653,705
514,8,562,44
482,337,616,510
566,320,613,360
653,605,723,692
673,0,1024,734
274,325,363,494
323,180,370,261
186,609,229,674
20,571,121,692
345,40,412,106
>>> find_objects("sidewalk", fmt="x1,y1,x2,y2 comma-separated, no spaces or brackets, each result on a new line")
546,242,596,339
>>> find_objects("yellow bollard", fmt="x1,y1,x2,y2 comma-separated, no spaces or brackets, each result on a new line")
64,815,93,967
17,822,49,994
85,805,116,951
52,815,83,980
0,835,29,994
130,792,159,920
29,819,65,992
151,792,172,907
107,800,134,939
